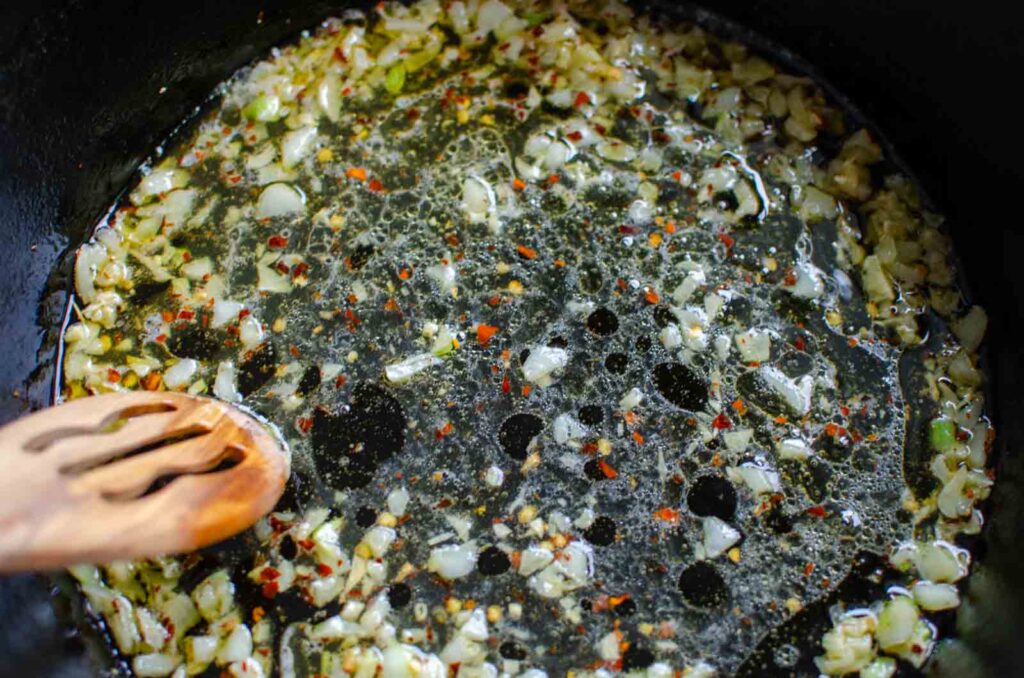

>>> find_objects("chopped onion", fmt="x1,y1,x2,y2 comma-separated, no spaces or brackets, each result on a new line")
521,346,569,387
735,328,771,363
701,516,741,559
256,183,305,218
385,352,442,383
163,359,198,390
213,362,241,403
281,127,317,168
426,541,478,579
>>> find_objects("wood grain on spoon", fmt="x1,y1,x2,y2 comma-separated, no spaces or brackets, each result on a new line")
0,392,289,572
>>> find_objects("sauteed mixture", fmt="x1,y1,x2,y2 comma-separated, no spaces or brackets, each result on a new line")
62,1,993,676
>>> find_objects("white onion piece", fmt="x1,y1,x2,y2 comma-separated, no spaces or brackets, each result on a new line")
212,299,244,328
777,437,813,460
701,516,741,559
131,168,189,205
426,541,477,580
163,359,198,390
239,315,264,348
317,74,342,122
735,328,771,363
731,463,781,496
213,362,241,403
912,581,960,611
387,487,410,516
216,624,252,664
619,387,644,411
521,346,569,387
281,127,317,168
180,257,212,281
256,259,293,294
385,352,442,384
659,323,682,350
364,526,397,558
518,546,554,576
786,262,825,299
553,413,586,445
132,653,179,678
460,176,497,231
256,183,305,218
475,0,513,34
760,366,814,415
876,596,919,651
75,243,107,303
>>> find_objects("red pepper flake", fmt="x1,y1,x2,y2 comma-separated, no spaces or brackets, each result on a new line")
334,374,347,389
631,430,645,445
643,288,660,305
793,336,806,351
228,175,242,184
824,422,840,437
297,538,315,550
476,324,499,347
546,174,560,185
161,310,175,323
783,268,797,286
731,399,747,415
238,308,251,320
344,308,360,331
368,178,384,192
711,413,732,430
252,607,266,623
261,581,280,599
567,131,583,142
847,337,859,347
618,224,641,235
512,178,526,191
276,261,290,274
597,459,619,479
806,505,827,518
398,267,413,280
259,567,281,581
316,564,334,576
672,170,683,182
573,92,591,108
516,244,538,260
839,405,851,417
652,507,680,523
291,262,310,279
106,368,121,383
177,309,195,320
718,232,735,249
268,234,288,249
802,562,816,577
297,417,314,434
501,372,510,393
345,167,368,182
289,345,301,358
774,414,789,424
553,258,567,267
154,334,167,344
435,421,454,440
383,297,401,313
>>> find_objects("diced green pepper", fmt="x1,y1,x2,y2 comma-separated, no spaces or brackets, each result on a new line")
385,64,406,95
929,418,958,452
243,93,281,121
523,11,548,27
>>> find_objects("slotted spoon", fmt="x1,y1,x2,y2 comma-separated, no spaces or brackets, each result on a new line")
0,391,289,572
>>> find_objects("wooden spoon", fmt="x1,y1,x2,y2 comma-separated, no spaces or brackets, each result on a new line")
0,391,289,573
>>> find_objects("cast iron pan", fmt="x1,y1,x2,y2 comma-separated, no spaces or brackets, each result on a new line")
1,1,1023,676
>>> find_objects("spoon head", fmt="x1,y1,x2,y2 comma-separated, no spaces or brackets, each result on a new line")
0,392,289,572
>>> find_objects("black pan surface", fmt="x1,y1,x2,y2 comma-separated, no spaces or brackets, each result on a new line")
1,1,1023,676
